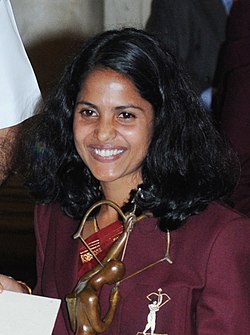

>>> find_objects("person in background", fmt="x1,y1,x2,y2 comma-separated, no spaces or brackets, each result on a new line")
0,28,249,335
145,0,233,111
214,0,250,217
0,0,41,185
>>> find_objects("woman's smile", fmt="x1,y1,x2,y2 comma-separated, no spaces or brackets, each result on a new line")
88,145,127,161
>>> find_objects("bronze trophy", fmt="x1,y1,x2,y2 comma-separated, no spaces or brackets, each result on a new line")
66,199,172,334
66,200,140,335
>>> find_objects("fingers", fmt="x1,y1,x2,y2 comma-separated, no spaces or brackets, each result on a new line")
0,274,26,293
0,274,10,291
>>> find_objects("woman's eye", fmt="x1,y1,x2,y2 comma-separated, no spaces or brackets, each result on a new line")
118,112,135,119
80,109,97,117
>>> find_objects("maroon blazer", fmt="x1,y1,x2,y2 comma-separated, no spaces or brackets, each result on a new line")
33,201,250,335
217,0,250,216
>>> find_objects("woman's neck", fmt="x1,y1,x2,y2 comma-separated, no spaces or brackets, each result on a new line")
98,179,140,228
100,177,141,206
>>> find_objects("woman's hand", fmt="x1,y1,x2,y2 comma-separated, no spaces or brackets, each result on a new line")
0,274,31,294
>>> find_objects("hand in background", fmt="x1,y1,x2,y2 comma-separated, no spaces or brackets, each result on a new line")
0,274,30,294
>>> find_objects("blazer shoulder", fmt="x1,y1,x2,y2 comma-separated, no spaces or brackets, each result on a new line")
193,201,250,237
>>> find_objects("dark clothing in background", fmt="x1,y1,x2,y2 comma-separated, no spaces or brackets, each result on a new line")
216,0,250,216
145,0,227,95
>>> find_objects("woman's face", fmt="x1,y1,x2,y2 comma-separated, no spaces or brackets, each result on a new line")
73,68,154,188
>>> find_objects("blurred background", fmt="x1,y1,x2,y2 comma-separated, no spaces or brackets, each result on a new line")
0,0,152,288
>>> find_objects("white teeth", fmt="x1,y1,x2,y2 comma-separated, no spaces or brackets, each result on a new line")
94,148,123,157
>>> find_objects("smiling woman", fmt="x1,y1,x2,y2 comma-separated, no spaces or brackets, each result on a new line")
1,28,250,335
73,68,154,194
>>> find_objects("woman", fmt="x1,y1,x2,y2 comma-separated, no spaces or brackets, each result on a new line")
1,28,250,334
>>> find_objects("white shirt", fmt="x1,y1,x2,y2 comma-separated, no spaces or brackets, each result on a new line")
0,0,41,129
221,0,233,14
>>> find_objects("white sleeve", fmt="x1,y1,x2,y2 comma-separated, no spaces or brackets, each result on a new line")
0,0,41,129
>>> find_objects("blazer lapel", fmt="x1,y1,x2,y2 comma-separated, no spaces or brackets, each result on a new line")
54,208,81,300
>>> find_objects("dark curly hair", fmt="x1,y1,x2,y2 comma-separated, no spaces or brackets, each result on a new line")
20,28,239,231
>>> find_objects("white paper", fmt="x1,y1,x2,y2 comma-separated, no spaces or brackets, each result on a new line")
0,290,61,335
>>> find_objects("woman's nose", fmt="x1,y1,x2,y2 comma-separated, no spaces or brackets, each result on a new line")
94,116,116,142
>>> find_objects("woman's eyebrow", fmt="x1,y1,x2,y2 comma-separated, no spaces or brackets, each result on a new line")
75,101,96,108
115,104,144,111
